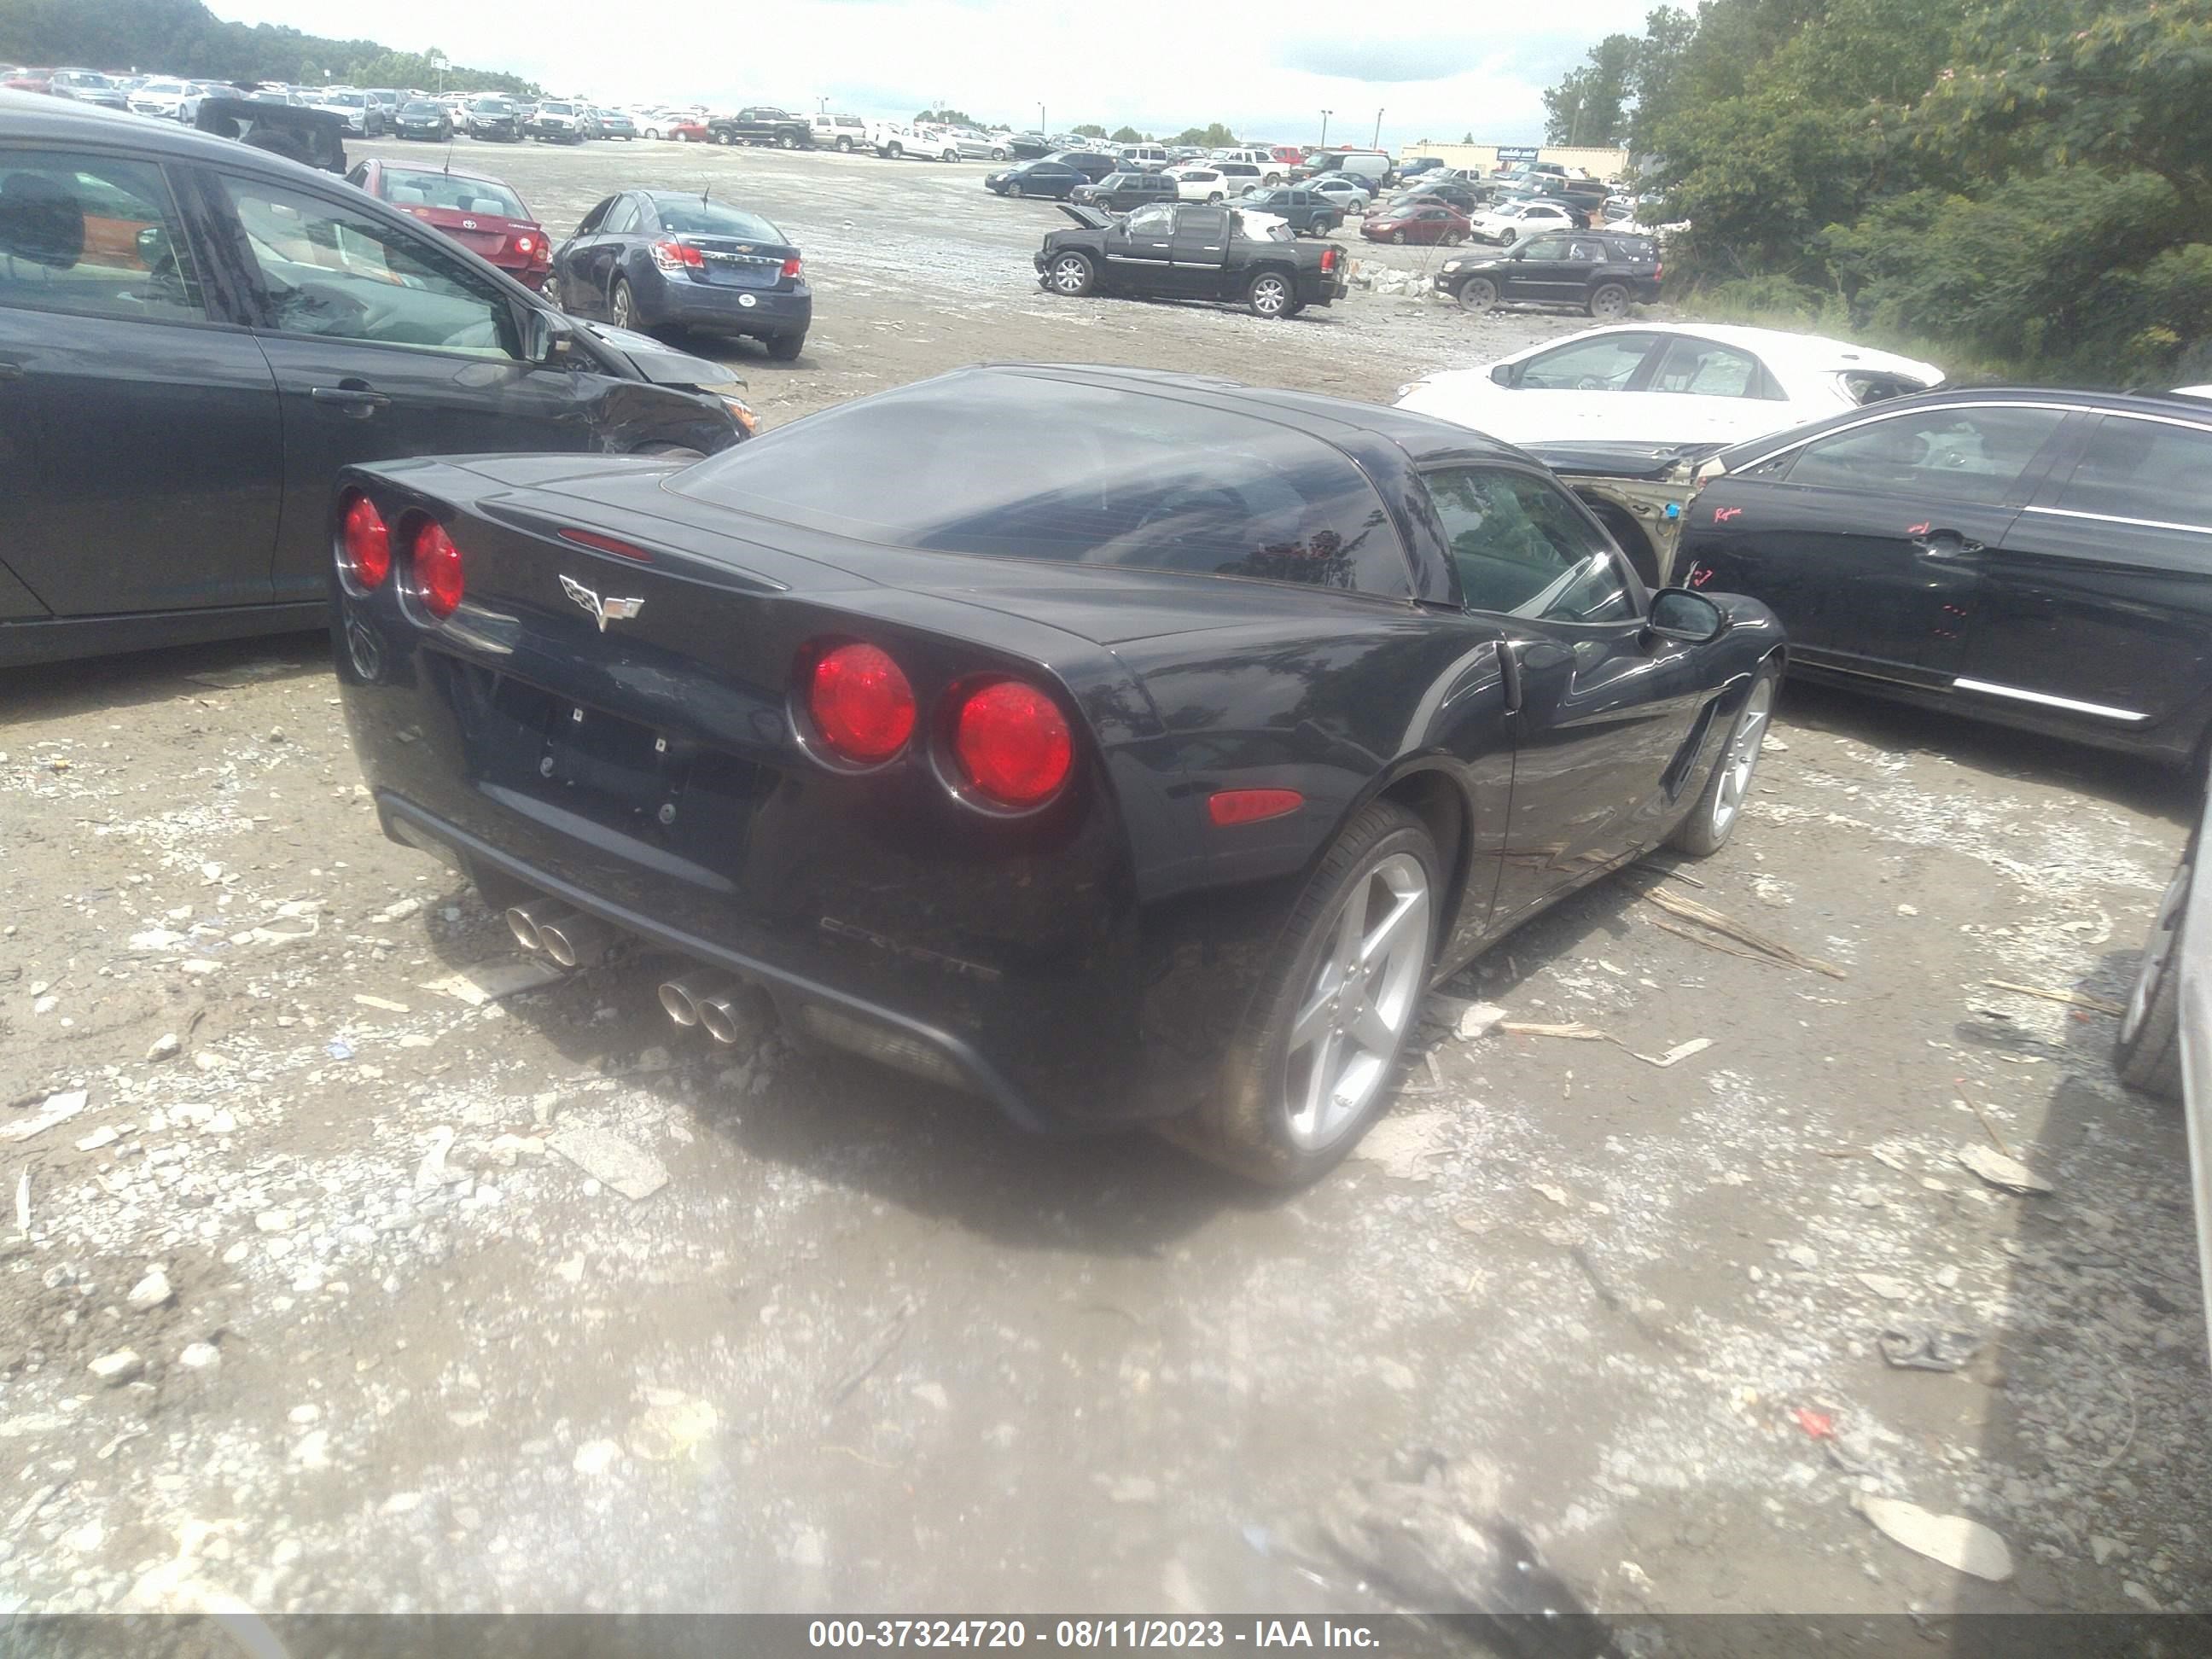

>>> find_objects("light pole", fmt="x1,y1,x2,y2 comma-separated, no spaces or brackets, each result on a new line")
1319,108,1331,147
1372,108,1384,148
1039,101,1045,137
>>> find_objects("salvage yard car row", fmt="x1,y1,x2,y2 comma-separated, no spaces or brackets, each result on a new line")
6,89,2212,1194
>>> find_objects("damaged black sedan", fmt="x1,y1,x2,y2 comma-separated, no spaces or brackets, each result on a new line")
0,93,754,667
330,364,1782,1184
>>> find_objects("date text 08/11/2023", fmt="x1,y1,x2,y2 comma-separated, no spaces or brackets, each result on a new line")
806,1620,1386,1649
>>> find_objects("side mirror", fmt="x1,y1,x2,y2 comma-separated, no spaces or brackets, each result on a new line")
1489,364,1515,387
521,306,574,365
1646,588,1730,643
135,224,171,266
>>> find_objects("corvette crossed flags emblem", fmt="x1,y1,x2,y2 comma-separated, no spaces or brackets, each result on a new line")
560,574,644,632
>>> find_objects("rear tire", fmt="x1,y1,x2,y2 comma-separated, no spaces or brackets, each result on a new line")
2116,841,2192,1099
609,276,638,331
1671,662,1778,857
1588,282,1631,320
1247,269,1293,318
765,331,805,361
778,132,796,149
1161,800,1439,1187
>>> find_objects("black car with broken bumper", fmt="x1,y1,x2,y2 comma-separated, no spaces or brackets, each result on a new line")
1035,203,1346,319
330,364,1783,1184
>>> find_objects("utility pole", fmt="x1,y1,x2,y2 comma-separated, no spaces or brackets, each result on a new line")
1372,108,1384,148
1039,102,1045,136
1319,108,1331,147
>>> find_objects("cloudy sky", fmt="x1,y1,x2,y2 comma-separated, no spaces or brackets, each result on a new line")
218,0,1650,148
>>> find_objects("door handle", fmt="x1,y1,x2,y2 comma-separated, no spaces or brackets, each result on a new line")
1910,529,1985,559
311,384,391,417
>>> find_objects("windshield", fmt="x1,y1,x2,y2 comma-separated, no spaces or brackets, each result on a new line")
541,102,577,114
648,198,783,241
671,372,1409,596
474,100,513,114
381,169,527,217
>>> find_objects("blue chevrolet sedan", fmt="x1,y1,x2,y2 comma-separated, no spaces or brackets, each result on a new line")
547,190,811,359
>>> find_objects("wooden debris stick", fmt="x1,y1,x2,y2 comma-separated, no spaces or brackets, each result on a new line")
1650,915,1771,965
1640,884,1847,979
1984,980,2125,1018
1499,1021,1611,1041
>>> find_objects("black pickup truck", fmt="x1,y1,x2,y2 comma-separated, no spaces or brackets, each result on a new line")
1034,203,1346,319
708,107,812,148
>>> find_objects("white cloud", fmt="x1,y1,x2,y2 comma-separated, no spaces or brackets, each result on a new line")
215,0,1647,148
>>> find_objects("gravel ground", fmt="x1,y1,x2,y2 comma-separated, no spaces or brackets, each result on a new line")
1,137,2208,1629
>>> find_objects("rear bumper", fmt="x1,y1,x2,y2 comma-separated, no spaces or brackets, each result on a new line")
643,278,813,338
375,792,1055,1129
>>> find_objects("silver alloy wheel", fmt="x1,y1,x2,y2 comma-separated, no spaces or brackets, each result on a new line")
2123,854,2192,1045
1458,276,1497,312
1250,274,1289,316
1591,283,1629,320
1008,181,1023,197
1050,254,1090,294
1282,851,1430,1150
1708,675,1773,837
610,282,636,329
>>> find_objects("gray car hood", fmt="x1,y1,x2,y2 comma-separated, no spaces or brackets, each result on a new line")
578,320,741,391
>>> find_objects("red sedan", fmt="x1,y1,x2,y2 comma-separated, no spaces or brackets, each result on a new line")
348,159,553,289
1359,204,1470,246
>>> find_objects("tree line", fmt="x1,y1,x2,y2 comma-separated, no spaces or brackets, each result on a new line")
1541,0,2211,387
0,0,538,96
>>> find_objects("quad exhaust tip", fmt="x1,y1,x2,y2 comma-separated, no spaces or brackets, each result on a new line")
658,975,771,1046
504,899,617,969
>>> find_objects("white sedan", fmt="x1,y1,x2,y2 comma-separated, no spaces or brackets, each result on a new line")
1469,197,1579,245
1394,323,1946,449
1307,174,1373,209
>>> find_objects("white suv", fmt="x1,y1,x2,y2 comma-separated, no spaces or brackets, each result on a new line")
1210,148,1285,183
1169,160,1264,201
811,111,869,152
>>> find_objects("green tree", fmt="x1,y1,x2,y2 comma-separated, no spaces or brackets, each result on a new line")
1627,5,1697,152
1173,122,1239,148
1071,122,1107,138
914,107,978,126
1109,125,1146,143
1543,32,1637,145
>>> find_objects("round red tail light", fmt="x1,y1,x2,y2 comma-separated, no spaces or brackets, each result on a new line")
808,643,915,763
411,521,465,620
952,679,1072,807
340,493,390,590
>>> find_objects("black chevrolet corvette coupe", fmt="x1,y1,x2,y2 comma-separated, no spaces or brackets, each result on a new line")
329,365,1784,1183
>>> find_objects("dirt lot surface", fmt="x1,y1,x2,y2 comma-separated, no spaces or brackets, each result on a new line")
3,138,2209,1632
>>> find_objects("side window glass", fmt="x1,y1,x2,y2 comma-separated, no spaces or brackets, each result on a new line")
2056,417,2212,529
1125,205,1173,236
1790,407,2067,504
1518,333,1659,391
602,198,638,236
1427,467,1619,617
1650,337,1765,399
1520,237,1567,260
216,174,519,359
0,149,208,323
575,196,614,235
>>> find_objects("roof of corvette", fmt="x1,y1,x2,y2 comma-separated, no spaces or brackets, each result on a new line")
937,362,1531,466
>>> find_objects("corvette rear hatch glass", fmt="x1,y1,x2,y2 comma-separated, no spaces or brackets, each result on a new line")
670,374,1411,595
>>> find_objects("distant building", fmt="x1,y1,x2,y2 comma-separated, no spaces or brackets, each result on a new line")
1400,141,1629,178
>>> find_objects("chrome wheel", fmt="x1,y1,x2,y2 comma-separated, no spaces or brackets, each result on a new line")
1249,274,1290,317
1708,675,1773,837
610,281,636,329
1049,254,1091,294
2123,855,2192,1046
1282,852,1430,1151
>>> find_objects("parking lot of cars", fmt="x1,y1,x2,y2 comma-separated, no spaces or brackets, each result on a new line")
3,113,2209,1627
